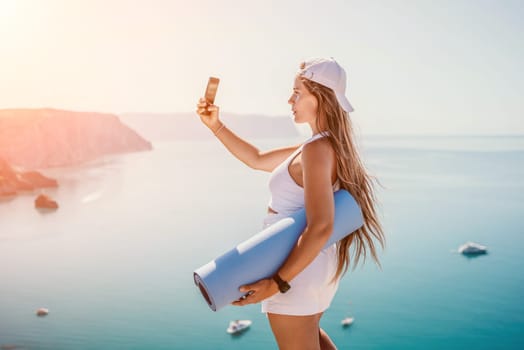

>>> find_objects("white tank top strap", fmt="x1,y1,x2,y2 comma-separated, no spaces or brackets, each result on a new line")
285,132,329,168
302,132,329,147
283,132,328,166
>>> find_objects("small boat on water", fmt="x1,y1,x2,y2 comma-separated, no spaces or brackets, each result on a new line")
341,317,354,327
227,320,252,334
458,242,487,255
35,308,49,317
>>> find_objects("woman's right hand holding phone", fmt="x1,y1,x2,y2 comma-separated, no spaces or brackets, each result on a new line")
196,98,223,134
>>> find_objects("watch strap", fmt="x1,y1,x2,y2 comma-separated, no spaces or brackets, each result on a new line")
272,273,291,293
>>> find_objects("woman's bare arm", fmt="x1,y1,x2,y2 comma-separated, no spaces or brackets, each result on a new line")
196,99,299,172
214,125,299,172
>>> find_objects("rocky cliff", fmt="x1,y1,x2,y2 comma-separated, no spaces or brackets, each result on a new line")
0,108,152,169
0,157,57,197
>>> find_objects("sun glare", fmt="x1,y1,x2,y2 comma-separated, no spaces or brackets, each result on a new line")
0,0,19,24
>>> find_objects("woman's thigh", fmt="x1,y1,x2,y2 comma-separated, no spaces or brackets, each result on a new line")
267,312,322,350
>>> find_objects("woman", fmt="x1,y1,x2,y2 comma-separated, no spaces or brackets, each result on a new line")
196,57,384,350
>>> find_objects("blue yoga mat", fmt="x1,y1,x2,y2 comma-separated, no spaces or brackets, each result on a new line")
193,190,364,311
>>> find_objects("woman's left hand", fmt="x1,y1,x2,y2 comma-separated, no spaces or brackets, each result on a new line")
231,278,279,306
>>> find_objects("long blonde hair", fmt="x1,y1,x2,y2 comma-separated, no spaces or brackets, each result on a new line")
302,78,385,280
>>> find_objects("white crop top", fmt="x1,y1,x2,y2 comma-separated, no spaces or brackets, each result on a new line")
267,133,340,216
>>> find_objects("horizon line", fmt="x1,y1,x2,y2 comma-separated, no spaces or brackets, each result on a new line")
1,107,522,137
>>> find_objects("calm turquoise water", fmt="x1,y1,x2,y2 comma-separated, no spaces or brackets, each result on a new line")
1,136,523,349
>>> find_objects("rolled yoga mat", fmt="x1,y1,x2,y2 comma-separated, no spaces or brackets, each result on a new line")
193,190,364,311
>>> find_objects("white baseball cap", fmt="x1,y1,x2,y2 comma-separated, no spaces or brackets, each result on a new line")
297,57,354,113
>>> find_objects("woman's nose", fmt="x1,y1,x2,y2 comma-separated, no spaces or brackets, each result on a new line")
288,95,294,105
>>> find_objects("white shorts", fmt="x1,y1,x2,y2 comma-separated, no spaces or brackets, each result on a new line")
260,214,340,316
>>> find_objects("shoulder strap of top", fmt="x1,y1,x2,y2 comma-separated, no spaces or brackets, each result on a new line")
286,133,330,164
302,132,329,146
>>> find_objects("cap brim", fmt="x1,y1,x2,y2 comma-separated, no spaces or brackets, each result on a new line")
335,91,354,113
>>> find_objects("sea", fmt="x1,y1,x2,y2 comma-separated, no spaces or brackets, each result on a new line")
1,135,523,349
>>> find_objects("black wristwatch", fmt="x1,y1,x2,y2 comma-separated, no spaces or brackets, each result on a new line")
272,273,291,293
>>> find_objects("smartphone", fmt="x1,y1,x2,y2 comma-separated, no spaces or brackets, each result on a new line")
205,77,220,105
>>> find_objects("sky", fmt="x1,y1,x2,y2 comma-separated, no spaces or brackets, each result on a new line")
0,0,523,134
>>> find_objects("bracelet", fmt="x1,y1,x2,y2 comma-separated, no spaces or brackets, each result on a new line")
213,123,225,136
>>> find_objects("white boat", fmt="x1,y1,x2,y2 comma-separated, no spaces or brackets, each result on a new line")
341,317,354,327
458,242,488,255
227,320,252,334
